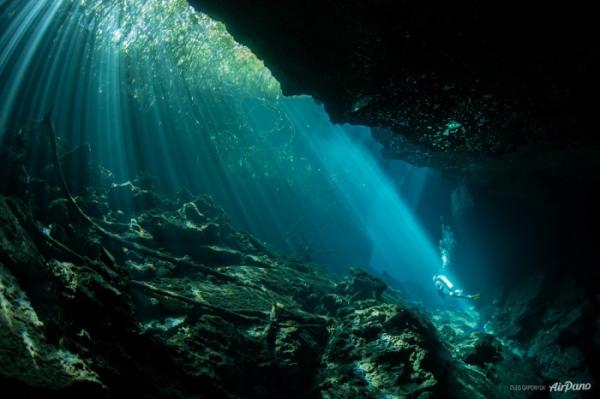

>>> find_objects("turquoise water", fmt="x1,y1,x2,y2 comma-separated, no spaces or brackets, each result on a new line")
0,0,471,306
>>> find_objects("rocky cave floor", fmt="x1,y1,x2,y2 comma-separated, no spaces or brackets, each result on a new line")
0,121,598,398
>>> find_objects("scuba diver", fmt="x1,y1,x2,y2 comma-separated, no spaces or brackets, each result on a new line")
433,274,480,301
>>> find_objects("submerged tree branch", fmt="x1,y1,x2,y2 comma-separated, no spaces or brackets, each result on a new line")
130,280,265,323
44,113,237,284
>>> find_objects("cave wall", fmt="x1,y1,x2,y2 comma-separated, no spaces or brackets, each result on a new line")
190,0,600,175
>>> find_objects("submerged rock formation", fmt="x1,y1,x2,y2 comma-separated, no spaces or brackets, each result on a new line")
191,0,600,178
0,121,596,397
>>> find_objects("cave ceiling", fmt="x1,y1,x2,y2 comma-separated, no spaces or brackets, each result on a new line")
190,0,600,180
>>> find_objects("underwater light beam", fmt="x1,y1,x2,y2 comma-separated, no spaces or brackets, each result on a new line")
0,0,63,131
279,98,442,297
1,0,450,305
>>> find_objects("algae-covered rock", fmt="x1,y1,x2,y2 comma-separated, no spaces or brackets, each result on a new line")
480,275,597,391
0,197,46,283
0,262,104,394
108,181,169,214
5,125,585,399
319,303,440,398
336,267,388,301
179,201,206,224
459,332,503,367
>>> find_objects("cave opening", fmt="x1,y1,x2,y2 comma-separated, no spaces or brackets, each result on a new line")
0,0,468,307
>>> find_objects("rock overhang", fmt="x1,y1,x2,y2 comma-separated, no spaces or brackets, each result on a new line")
189,0,600,180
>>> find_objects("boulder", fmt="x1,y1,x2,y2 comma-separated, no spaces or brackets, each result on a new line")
459,332,503,367
336,268,387,301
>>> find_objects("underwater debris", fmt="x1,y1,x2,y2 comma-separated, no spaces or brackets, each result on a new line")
45,114,238,285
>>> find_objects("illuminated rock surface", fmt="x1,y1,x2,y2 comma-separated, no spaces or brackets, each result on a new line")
0,119,596,398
